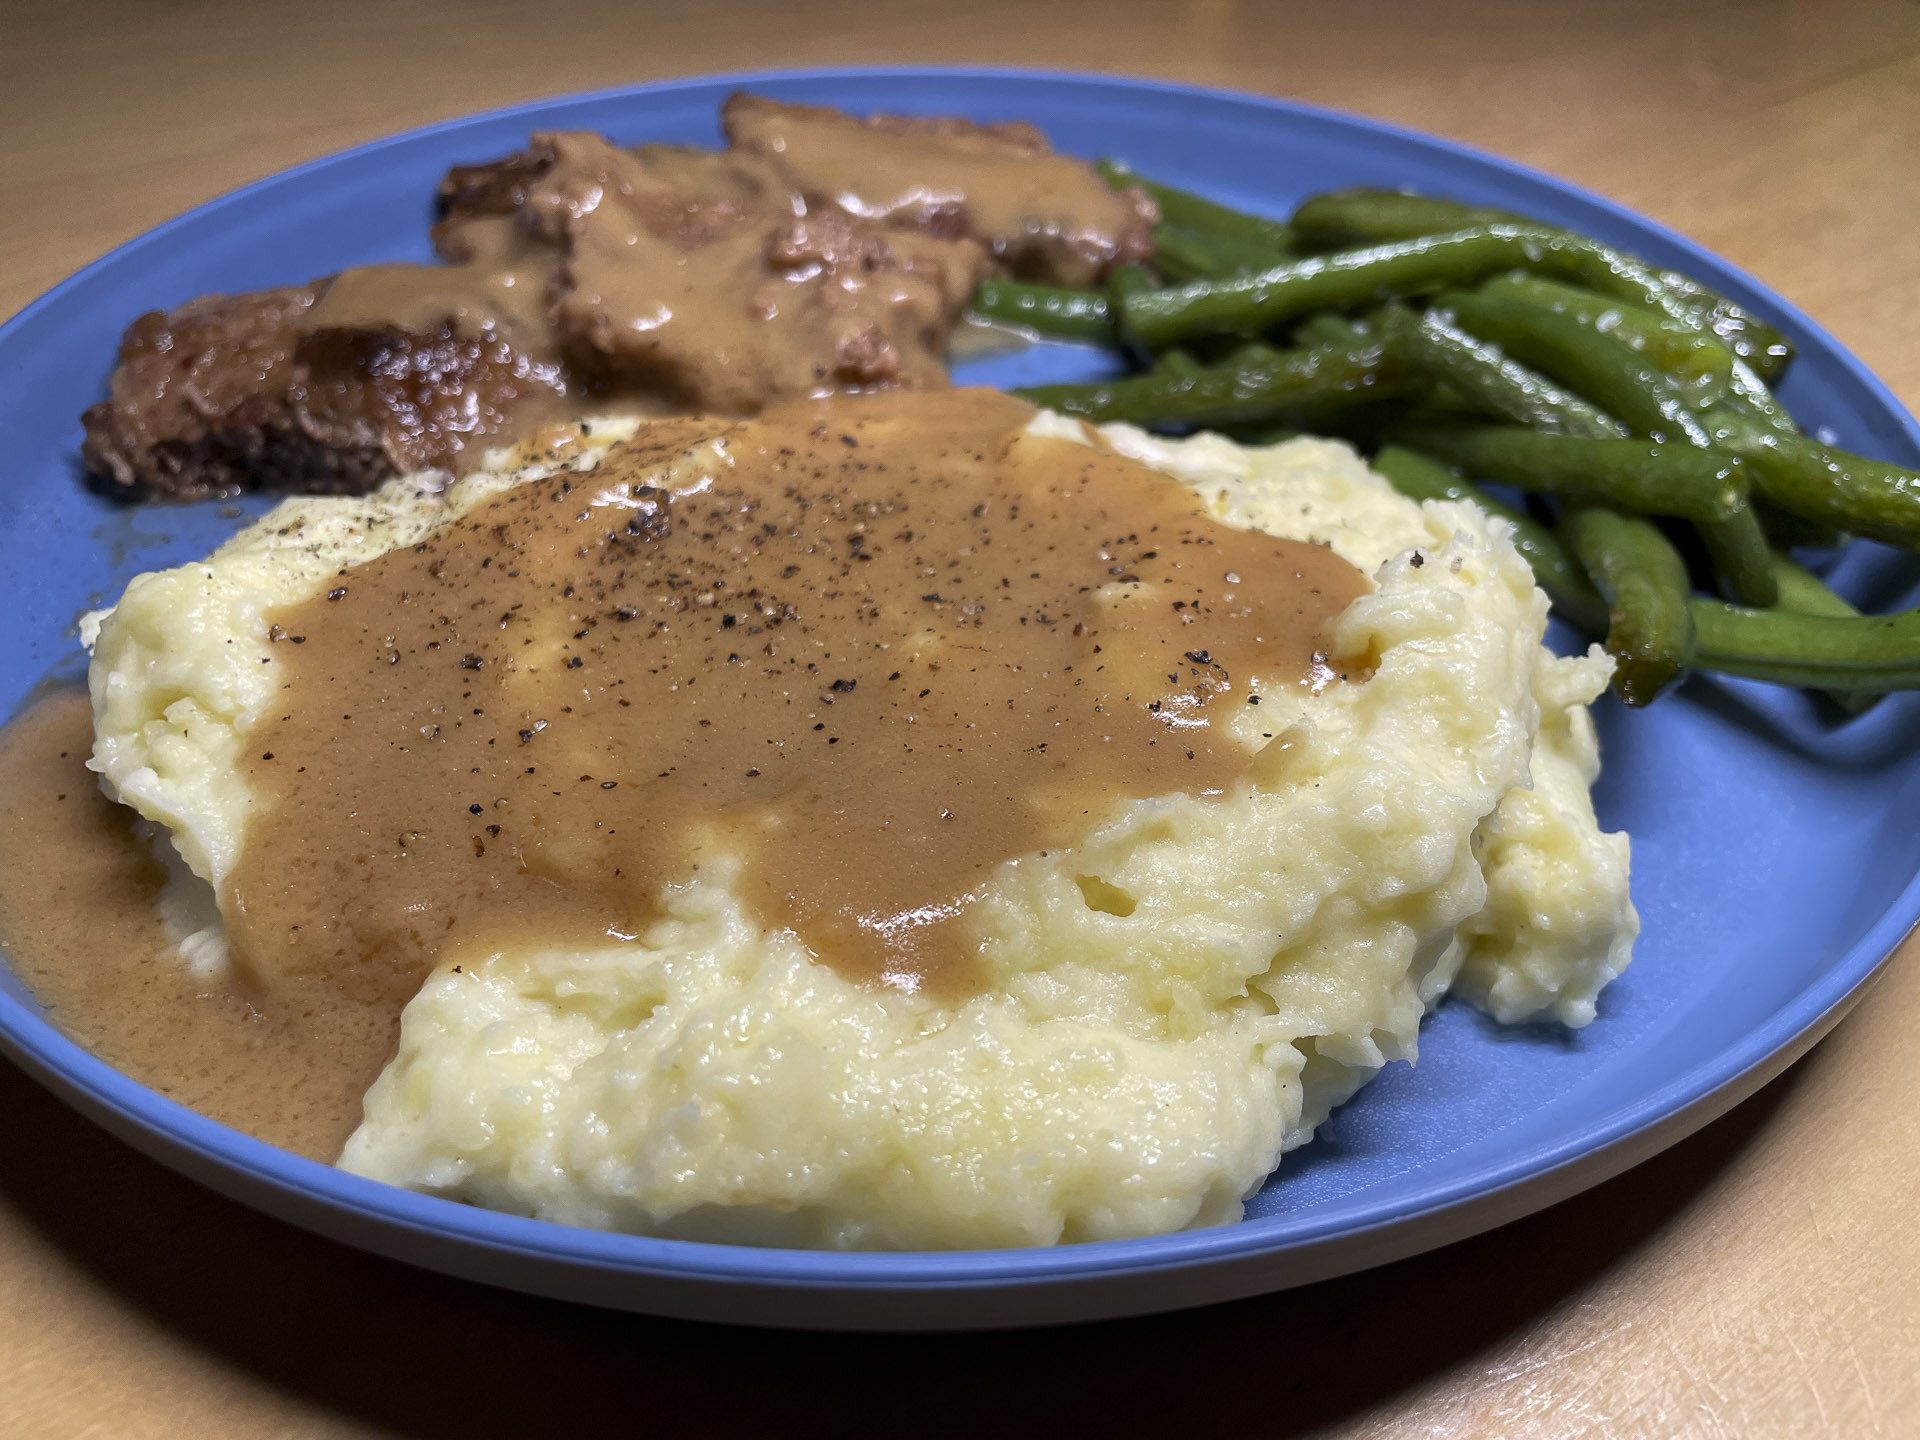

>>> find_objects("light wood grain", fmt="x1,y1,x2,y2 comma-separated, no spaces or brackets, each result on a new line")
2,1,1918,1435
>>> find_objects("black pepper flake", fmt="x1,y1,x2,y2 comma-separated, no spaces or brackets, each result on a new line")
1185,649,1212,665
566,656,584,669
518,729,535,743
486,824,501,837
469,803,483,814
1410,552,1425,568
813,722,825,731
326,587,348,601
1247,695,1262,705
460,653,484,669
601,780,618,789
721,614,737,628
747,767,761,776
289,635,307,644
261,752,274,760
828,677,856,692
840,434,858,447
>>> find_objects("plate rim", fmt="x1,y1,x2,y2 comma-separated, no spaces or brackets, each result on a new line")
2,63,1917,1323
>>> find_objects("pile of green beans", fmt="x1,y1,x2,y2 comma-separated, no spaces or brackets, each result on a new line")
977,177,1920,710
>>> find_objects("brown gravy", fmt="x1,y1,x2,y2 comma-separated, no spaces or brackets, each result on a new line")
3,389,1364,1157
225,389,1364,1006
720,95,1156,289
0,691,386,1160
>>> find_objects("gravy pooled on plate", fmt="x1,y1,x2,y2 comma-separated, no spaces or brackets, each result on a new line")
3,389,1364,1160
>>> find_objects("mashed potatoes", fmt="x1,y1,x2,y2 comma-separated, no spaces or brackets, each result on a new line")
86,410,1635,1250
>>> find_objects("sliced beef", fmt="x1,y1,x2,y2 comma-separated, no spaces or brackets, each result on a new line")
86,206,574,499
83,277,570,500
529,131,987,414
720,93,1157,289
82,95,1067,501
81,285,387,501
437,139,558,221
289,325,570,478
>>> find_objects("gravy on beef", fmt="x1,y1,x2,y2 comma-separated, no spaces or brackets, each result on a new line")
81,95,1155,503
721,94,1157,288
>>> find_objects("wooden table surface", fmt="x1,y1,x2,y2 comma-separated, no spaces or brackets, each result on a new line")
2,1,1917,1434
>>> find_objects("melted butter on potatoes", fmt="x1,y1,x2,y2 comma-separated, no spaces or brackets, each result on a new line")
85,398,1635,1250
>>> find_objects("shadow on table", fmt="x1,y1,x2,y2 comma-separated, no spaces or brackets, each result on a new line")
0,1048,1803,1439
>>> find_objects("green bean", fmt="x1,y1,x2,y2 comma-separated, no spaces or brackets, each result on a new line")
1690,599,1920,691
1771,555,1856,619
1152,347,1202,376
1696,504,1780,608
1708,417,1920,551
1376,301,1626,438
1234,423,1304,445
1106,263,1154,356
1293,312,1373,351
1442,289,1786,604
1390,421,1750,523
1223,339,1292,369
1435,289,1790,604
1722,359,1800,437
970,279,1114,342
1098,160,1299,255
1562,506,1697,706
1373,445,1610,634
1107,264,1153,300
1152,223,1293,281
1757,503,1847,551
1123,224,1752,351
1439,289,1715,447
1291,190,1518,248
1016,342,1423,428
1150,226,1222,283
1288,192,1793,376
1661,275,1794,384
1476,273,1734,406
1769,555,1874,712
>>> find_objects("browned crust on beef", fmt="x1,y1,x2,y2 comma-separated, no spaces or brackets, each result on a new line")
79,284,392,501
432,138,558,258
719,93,1156,287
80,283,569,499
83,98,1057,501
290,324,569,476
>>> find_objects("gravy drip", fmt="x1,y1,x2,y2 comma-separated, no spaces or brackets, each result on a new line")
305,215,567,375
0,691,386,1160
226,389,1366,1005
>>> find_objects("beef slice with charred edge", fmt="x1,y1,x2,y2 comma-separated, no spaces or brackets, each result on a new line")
80,285,390,501
80,96,1048,499
527,130,987,414
720,92,1157,289
81,284,567,499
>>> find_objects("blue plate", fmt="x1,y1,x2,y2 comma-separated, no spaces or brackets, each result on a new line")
2,68,1916,1331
